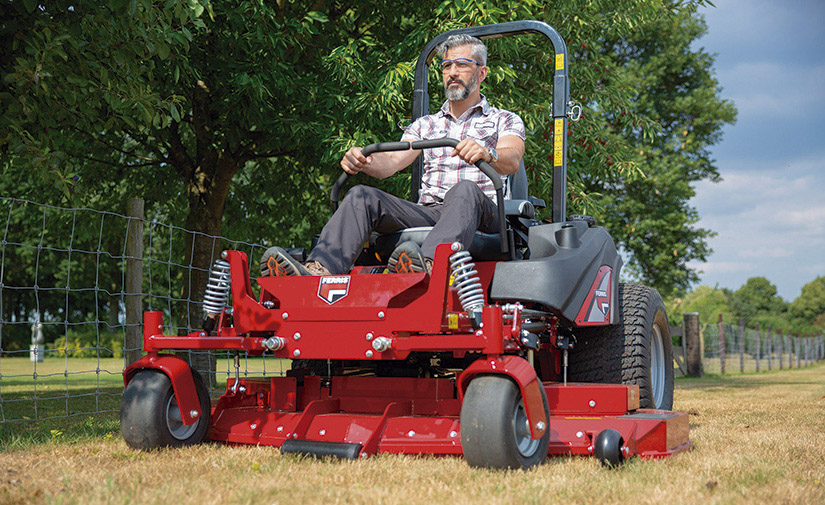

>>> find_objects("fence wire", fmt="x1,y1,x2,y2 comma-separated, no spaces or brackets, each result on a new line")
1,197,824,424
0,197,285,423
700,323,825,375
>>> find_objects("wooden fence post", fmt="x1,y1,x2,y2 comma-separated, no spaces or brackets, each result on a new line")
755,322,760,373
718,314,726,374
739,318,745,373
684,312,702,377
125,198,144,366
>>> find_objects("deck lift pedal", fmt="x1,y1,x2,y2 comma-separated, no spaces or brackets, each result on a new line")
121,20,691,469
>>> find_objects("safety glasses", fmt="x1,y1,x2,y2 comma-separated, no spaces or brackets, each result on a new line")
439,58,482,72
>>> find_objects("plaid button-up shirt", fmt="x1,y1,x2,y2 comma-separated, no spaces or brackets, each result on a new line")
401,95,526,204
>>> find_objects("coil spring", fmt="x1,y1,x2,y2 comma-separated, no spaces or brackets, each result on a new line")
449,249,484,313
202,259,231,315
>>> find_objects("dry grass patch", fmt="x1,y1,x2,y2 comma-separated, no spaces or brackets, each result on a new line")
1,364,823,505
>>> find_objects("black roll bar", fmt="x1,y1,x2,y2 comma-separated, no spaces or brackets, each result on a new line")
411,20,570,223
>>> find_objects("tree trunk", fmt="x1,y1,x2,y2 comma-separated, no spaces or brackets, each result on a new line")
180,155,239,388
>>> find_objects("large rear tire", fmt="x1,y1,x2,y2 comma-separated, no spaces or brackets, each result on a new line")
460,375,550,469
568,283,674,409
121,369,211,450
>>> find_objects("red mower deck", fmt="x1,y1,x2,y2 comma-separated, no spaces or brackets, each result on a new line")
206,376,690,460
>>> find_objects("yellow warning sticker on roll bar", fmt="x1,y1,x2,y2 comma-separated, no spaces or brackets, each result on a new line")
555,53,565,71
553,118,564,166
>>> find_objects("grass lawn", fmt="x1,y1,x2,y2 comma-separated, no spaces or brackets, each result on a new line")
0,360,823,504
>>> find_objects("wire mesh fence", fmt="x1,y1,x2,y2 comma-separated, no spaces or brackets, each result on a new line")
1,196,824,424
700,322,824,375
0,197,286,423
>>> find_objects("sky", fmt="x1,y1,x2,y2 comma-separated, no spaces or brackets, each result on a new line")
687,0,825,302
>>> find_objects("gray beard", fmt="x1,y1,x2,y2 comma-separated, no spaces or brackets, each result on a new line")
444,71,479,102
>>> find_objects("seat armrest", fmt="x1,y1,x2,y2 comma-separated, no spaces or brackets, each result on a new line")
528,196,546,209
504,199,535,219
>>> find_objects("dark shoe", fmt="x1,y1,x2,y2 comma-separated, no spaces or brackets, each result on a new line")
260,246,310,276
388,241,429,273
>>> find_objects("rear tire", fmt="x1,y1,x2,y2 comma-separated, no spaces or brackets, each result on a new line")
460,375,549,469
121,369,211,450
568,283,674,409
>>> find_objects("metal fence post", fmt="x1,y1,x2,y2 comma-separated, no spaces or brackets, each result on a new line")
755,322,760,373
684,312,702,377
767,325,772,371
718,314,726,374
125,198,144,366
786,330,792,369
739,318,745,373
796,332,801,368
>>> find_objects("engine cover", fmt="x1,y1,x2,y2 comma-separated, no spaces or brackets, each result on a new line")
489,221,622,326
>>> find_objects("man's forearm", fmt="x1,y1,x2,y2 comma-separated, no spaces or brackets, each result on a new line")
361,150,420,179
491,146,522,175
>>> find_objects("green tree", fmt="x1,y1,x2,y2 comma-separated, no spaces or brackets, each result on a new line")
2,0,729,345
789,276,825,332
667,284,733,326
591,7,737,296
729,276,788,327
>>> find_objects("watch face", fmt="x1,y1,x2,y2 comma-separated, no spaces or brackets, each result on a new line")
489,147,498,163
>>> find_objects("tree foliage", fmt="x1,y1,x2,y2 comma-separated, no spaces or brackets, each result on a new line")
3,0,734,339
667,276,824,334
789,276,825,333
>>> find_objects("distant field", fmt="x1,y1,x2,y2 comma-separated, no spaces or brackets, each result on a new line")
0,360,823,505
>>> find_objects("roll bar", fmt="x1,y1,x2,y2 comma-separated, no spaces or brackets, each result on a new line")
411,20,570,223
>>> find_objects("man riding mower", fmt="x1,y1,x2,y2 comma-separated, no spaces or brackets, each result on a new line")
121,20,690,470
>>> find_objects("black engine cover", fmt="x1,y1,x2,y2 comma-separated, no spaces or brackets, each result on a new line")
489,221,622,326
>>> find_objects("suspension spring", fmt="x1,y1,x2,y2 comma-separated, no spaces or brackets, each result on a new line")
202,259,231,316
449,248,484,314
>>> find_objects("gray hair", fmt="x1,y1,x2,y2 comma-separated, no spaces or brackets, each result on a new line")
435,34,487,66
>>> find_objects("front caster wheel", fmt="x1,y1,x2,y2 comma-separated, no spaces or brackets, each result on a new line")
121,369,211,450
594,429,625,467
460,375,550,469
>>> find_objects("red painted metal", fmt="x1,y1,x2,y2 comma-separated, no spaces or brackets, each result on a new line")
128,242,691,462
123,353,201,425
207,376,690,458
575,265,612,326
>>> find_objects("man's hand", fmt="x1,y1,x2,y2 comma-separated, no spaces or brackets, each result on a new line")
341,147,372,175
451,138,491,165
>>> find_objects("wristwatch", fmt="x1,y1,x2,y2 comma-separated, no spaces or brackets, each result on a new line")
487,147,498,164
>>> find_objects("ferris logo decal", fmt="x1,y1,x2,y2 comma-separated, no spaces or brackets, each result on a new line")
575,266,612,325
317,276,350,305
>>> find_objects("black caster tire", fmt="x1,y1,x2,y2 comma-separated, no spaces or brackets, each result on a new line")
594,429,625,467
121,369,211,450
460,375,550,469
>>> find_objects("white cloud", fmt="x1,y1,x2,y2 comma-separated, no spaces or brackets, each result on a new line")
690,161,825,300
689,0,825,301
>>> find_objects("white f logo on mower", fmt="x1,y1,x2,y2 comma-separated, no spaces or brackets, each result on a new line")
317,276,350,305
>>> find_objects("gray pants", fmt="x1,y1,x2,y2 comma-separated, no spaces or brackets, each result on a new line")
307,180,500,274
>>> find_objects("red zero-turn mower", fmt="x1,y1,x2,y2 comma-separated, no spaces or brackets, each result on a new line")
121,21,691,469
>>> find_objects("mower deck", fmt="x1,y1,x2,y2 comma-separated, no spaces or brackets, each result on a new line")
208,375,691,460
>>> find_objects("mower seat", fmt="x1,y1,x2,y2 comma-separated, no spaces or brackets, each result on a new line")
373,161,539,261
